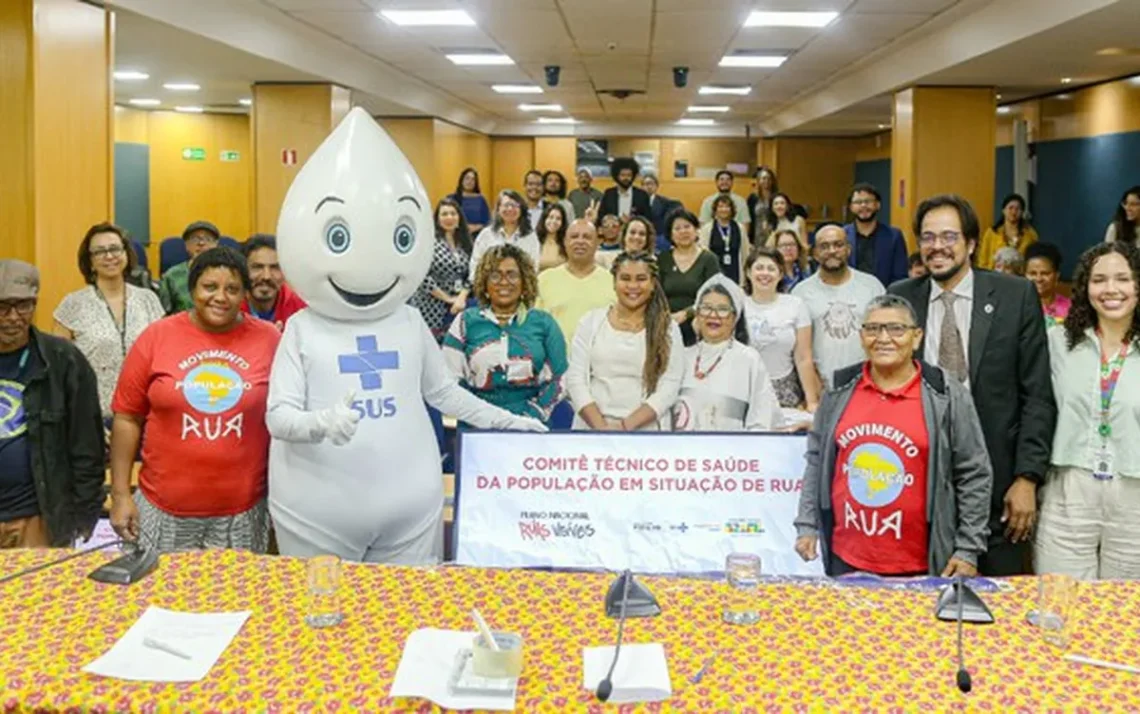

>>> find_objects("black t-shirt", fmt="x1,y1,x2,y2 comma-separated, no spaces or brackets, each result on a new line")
0,346,37,521
855,232,876,275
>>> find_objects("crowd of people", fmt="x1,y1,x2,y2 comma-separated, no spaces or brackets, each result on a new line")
1,158,1137,584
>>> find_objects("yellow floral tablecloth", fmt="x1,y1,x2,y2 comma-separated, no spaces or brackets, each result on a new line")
2,549,1139,713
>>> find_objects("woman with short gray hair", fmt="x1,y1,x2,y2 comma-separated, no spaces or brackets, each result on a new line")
993,246,1025,276
794,293,993,576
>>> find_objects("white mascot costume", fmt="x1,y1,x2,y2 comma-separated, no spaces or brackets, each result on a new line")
268,108,545,564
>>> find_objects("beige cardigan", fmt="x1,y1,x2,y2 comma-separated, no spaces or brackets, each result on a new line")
698,220,752,284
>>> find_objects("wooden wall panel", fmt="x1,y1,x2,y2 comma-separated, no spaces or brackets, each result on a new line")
489,137,534,200
114,105,149,144
432,119,491,205
912,87,995,243
774,137,856,222
892,88,916,247
145,111,251,251
252,84,339,234
31,0,111,327
854,131,892,162
533,137,577,185
0,0,34,264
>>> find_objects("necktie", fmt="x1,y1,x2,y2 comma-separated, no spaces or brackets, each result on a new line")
939,291,968,382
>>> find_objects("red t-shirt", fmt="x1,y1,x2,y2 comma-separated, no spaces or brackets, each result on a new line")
112,312,282,517
239,282,307,332
830,362,930,575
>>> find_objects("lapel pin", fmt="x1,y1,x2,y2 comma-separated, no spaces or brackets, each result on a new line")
984,303,994,314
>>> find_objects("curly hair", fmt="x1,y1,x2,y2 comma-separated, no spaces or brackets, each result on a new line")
472,242,539,310
1064,241,1140,350
610,157,641,181
611,251,673,395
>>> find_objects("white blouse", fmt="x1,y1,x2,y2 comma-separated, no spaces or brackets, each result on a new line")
53,284,165,417
470,225,541,277
673,339,782,431
566,307,684,430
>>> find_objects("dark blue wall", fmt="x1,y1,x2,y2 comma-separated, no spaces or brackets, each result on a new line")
114,142,150,246
993,131,1140,278
854,158,891,227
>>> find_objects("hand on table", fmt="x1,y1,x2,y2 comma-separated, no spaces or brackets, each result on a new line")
794,535,818,562
1002,476,1037,543
941,557,978,578
318,392,362,446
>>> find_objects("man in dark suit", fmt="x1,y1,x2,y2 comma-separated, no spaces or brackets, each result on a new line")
642,172,681,252
888,194,1055,576
599,157,651,225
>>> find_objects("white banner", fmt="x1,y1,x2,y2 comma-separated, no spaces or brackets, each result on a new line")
454,432,824,576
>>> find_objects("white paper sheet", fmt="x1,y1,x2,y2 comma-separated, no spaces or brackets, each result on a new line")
582,643,672,704
390,628,517,711
83,607,251,682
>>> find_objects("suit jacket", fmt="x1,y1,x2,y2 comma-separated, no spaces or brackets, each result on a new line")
888,270,1056,538
599,186,651,222
647,193,682,238
845,222,908,287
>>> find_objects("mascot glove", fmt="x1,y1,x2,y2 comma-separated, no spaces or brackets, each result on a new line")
317,392,362,446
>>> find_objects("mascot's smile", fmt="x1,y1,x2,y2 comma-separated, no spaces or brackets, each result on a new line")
329,277,399,307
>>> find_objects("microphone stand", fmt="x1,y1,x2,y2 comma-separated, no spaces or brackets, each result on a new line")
0,537,156,586
595,568,632,702
955,575,972,693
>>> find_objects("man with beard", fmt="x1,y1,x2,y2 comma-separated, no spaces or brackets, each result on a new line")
889,194,1055,576
599,157,650,224
844,183,908,287
523,170,546,228
542,170,576,221
240,234,307,331
699,170,750,235
791,223,884,390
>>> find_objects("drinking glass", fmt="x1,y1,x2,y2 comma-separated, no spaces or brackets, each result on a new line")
305,554,344,628
722,552,762,625
1037,573,1078,648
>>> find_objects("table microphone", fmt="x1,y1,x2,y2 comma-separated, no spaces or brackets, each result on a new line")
955,575,972,693
596,568,632,703
0,537,154,586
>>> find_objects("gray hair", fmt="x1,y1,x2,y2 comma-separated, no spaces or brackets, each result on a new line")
863,294,919,325
993,246,1024,271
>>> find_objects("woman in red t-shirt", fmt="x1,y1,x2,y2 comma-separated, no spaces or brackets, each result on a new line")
793,294,992,577
108,247,281,552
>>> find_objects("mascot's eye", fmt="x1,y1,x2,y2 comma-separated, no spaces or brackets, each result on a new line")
325,222,351,255
393,222,416,255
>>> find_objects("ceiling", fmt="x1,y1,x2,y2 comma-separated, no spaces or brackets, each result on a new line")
110,0,1140,136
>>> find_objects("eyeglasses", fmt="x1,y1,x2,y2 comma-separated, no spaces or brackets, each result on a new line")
860,322,914,338
918,230,962,247
697,305,735,318
499,202,521,212
0,300,36,317
850,198,876,206
488,270,522,284
816,241,847,253
90,245,126,259
187,235,219,246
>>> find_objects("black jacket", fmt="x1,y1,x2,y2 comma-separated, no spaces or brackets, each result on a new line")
599,186,651,221
888,270,1056,538
647,194,682,237
22,328,105,545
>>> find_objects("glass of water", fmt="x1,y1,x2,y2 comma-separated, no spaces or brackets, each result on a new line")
305,554,344,628
1037,573,1078,648
722,552,762,625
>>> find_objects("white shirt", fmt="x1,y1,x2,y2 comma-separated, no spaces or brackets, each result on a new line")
673,340,782,431
617,187,633,219
566,307,684,430
791,269,884,389
924,267,975,384
527,204,544,229
469,225,541,278
743,293,811,381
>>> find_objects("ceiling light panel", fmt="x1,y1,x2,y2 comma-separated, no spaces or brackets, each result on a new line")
380,10,475,26
744,11,838,28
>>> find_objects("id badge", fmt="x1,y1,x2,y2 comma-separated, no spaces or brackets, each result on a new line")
1092,448,1115,481
506,360,534,382
722,252,732,266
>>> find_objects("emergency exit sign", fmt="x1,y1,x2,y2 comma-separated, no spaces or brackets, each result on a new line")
181,147,206,161
220,150,240,162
